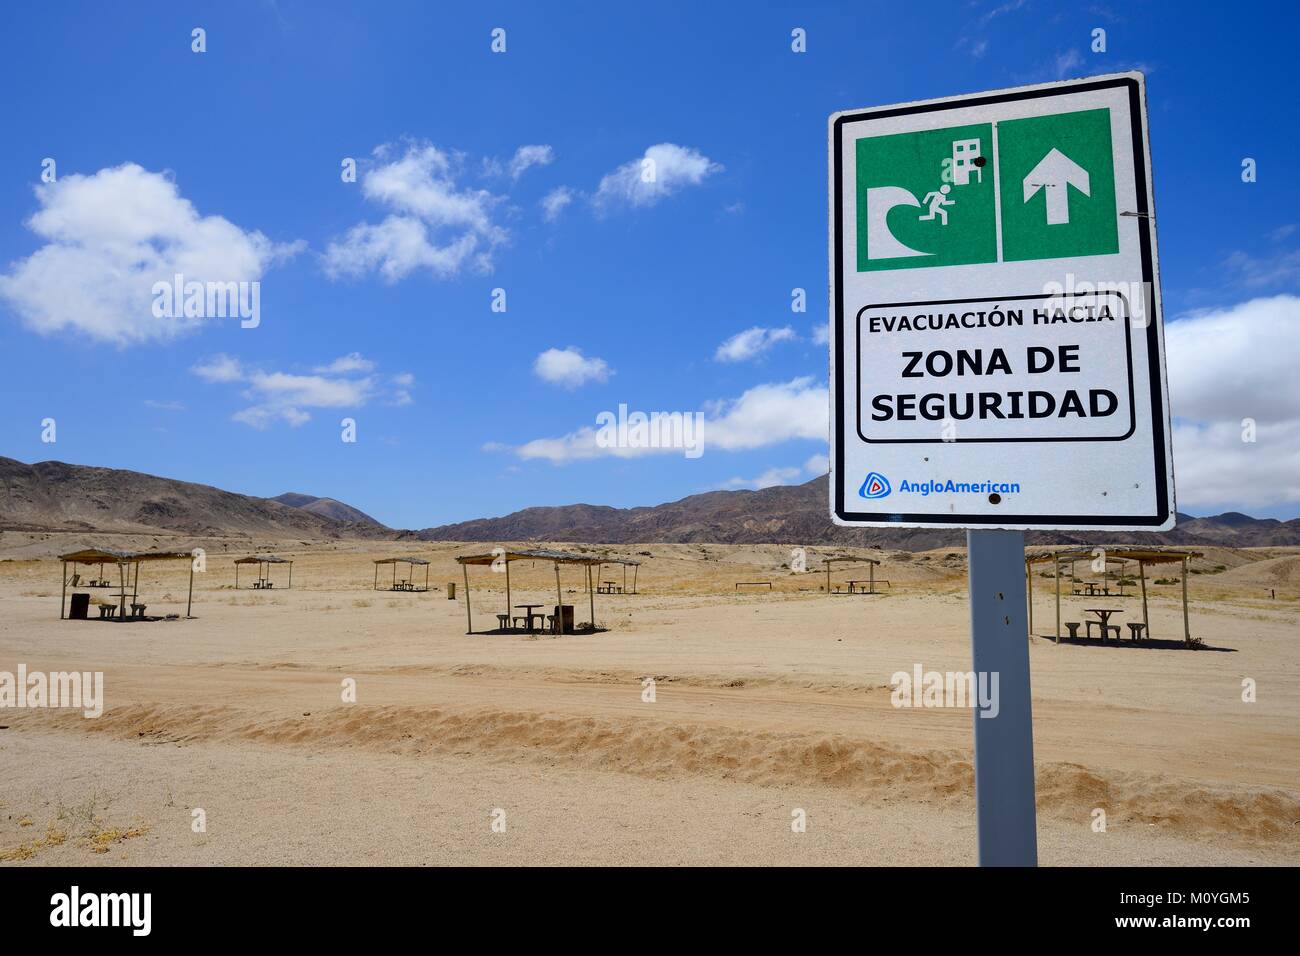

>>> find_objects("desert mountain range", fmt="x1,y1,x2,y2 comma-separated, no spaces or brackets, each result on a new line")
0,457,387,540
3,456,1298,550
270,492,381,526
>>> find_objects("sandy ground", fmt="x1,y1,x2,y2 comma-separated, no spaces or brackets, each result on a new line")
1,533,1297,866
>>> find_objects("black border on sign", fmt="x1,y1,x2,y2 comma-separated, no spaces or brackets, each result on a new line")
832,76,1171,527
855,290,1136,444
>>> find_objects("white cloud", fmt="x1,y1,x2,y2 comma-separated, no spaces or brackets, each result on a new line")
483,145,555,180
720,466,802,490
1165,295,1300,507
1053,49,1083,78
314,352,376,374
1171,421,1300,508
192,352,410,428
507,377,827,463
247,370,373,407
718,447,830,492
324,142,506,282
594,143,722,211
508,145,554,180
390,371,415,406
690,377,827,451
192,354,245,383
804,452,829,474
0,163,301,346
1167,296,1300,423
810,323,830,346
233,404,311,429
978,0,1029,26
715,326,796,362
1223,247,1300,289
533,347,612,389
541,186,575,222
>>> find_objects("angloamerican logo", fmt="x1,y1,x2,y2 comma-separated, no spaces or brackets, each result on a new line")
860,473,1021,499
859,472,891,498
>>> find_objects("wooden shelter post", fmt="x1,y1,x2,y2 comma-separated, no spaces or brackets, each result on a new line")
826,559,832,594
117,562,126,619
869,560,875,594
60,560,68,619
288,562,293,590
1182,555,1191,646
462,563,472,633
504,559,512,623
186,559,195,618
554,562,562,635
131,561,140,616
1054,555,1061,642
587,563,595,629
1139,559,1149,639
632,563,638,594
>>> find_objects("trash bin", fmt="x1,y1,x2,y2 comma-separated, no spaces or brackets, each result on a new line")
69,592,90,620
447,582,456,600
552,604,574,634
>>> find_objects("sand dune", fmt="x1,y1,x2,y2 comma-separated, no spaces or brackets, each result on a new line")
12,700,1295,844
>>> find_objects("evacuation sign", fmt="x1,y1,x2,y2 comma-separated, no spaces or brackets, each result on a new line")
829,73,1175,530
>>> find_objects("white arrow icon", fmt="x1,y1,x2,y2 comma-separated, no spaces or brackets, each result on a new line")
1022,148,1090,225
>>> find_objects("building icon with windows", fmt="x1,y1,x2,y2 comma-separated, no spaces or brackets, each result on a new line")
951,139,983,185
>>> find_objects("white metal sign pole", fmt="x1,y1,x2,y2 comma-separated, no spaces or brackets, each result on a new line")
967,528,1037,866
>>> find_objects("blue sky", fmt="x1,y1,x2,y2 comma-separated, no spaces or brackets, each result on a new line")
1,0,1298,527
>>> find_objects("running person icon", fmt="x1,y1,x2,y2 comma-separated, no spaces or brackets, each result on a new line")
919,183,955,225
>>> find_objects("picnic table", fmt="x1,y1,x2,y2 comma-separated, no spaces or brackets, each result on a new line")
597,580,622,594
514,604,545,632
1084,608,1124,641
845,580,875,594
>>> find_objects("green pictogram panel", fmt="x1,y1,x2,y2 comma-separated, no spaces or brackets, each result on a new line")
856,123,996,271
996,108,1119,262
